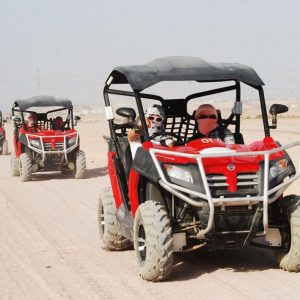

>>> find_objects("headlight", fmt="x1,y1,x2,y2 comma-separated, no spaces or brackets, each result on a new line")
164,164,194,184
29,139,41,149
66,136,77,148
270,159,288,178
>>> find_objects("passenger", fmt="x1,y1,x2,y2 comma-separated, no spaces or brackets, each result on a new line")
26,113,39,132
128,105,178,147
53,116,64,131
187,104,235,144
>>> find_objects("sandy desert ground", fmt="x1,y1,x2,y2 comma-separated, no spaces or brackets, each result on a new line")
1,116,300,300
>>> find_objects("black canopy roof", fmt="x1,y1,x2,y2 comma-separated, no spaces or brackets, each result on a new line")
108,56,264,91
13,96,73,111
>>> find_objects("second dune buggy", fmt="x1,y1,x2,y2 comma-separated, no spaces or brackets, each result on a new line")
11,96,86,181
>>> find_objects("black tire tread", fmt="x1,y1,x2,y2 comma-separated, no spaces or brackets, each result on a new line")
19,153,32,182
276,195,300,272
134,200,173,282
11,152,20,176
75,150,86,179
98,187,131,251
2,140,8,155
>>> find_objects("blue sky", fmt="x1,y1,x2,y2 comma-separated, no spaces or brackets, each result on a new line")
0,0,300,110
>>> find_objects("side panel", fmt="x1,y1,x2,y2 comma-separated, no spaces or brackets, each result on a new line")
0,128,5,145
14,134,23,157
128,169,140,217
107,151,123,208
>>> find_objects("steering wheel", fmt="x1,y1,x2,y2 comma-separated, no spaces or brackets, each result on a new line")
159,132,184,145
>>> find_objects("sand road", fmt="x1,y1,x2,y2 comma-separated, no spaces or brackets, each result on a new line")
0,119,299,299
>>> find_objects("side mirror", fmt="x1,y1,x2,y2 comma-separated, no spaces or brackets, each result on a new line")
269,104,288,115
116,107,136,122
269,104,288,129
74,115,81,126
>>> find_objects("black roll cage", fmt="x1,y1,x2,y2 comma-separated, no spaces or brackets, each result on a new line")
12,105,75,130
103,79,270,142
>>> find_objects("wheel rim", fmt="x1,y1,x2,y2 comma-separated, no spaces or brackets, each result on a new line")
137,223,146,263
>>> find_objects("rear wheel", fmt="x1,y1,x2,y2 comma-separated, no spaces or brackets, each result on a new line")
74,150,86,179
2,140,8,155
133,200,173,282
19,153,32,182
98,187,132,251
11,152,20,176
276,195,300,272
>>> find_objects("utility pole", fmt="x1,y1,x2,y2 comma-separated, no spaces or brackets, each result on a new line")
36,65,40,95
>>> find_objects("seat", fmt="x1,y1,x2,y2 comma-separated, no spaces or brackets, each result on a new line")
118,137,134,179
234,132,244,144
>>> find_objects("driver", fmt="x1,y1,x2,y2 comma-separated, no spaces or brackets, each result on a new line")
53,116,64,131
128,105,178,147
26,113,39,132
187,104,235,144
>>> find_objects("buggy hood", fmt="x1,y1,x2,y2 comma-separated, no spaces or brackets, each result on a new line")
25,128,76,137
148,137,284,166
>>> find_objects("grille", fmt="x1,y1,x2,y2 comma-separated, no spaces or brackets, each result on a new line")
206,172,260,197
43,142,64,151
214,205,257,215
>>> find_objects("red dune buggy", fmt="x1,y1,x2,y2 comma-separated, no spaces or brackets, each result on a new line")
0,110,9,155
11,96,86,181
98,57,300,281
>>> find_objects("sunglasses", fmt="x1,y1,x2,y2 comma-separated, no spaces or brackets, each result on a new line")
198,114,217,120
148,116,163,122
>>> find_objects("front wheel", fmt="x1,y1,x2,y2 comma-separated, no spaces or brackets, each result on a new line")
275,195,300,272
74,150,86,179
133,200,173,282
2,140,8,155
19,153,32,182
11,152,20,176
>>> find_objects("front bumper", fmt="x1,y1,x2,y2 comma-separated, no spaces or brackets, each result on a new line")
26,132,79,164
150,140,300,238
